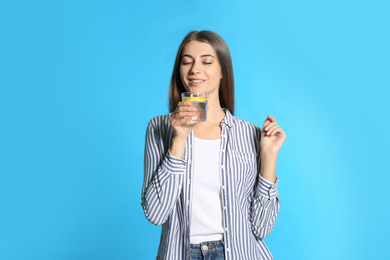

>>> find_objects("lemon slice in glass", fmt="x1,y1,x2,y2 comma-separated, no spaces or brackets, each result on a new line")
183,97,207,102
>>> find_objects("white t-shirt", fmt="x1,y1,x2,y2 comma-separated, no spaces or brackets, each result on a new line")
190,137,224,244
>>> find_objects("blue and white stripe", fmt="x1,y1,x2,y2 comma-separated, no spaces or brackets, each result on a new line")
141,109,280,260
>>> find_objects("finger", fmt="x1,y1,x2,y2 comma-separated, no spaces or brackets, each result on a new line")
178,101,193,107
266,125,279,135
270,127,287,137
178,105,196,112
263,119,272,129
177,111,196,118
263,122,277,131
185,120,196,126
179,116,195,125
267,115,277,122
172,115,192,125
175,102,192,112
268,126,282,136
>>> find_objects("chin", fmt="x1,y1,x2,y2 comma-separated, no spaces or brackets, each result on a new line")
186,87,204,93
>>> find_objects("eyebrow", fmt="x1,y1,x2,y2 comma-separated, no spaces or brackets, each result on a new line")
182,54,216,59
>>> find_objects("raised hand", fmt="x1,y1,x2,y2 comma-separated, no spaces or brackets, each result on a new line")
261,115,287,155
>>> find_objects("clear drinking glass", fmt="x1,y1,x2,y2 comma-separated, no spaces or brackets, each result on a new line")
181,92,208,123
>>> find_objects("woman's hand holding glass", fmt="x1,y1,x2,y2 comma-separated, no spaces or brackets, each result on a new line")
171,101,197,137
169,101,196,158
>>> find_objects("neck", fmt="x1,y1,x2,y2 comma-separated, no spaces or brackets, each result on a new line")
206,95,225,124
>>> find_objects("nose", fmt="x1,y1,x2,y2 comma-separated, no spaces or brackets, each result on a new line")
190,61,202,74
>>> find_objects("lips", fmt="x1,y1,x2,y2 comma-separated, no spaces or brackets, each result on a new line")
188,78,205,86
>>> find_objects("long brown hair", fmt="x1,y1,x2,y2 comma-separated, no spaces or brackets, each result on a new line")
168,30,235,114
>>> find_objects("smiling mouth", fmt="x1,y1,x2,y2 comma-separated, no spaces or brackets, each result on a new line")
189,79,205,83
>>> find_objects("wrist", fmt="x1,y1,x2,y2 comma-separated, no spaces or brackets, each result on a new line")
172,135,188,143
170,135,188,159
261,149,278,159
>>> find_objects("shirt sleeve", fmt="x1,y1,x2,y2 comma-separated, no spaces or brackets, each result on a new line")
250,126,281,239
250,175,280,239
141,120,186,226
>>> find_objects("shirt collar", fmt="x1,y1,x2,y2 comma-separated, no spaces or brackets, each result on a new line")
221,108,235,128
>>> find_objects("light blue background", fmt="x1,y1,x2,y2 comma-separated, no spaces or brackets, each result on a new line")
1,0,389,259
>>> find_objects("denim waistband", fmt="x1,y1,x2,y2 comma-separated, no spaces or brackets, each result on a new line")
190,240,224,254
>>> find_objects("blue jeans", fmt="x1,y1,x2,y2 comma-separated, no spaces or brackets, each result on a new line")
190,240,225,260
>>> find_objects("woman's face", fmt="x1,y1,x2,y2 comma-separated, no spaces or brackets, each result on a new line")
180,40,223,95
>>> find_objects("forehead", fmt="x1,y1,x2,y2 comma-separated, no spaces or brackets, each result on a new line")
182,40,217,57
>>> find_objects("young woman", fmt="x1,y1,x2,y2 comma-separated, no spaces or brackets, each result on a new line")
141,30,286,260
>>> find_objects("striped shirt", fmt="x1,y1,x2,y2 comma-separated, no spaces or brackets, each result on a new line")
141,109,280,260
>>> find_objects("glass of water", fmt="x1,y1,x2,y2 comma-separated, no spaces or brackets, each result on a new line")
181,92,208,123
